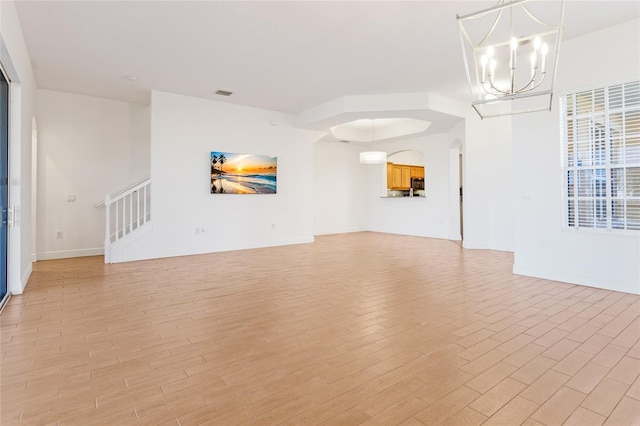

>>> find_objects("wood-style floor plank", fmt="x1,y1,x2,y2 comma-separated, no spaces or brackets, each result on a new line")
2,232,639,425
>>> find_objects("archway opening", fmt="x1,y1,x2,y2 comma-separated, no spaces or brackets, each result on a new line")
448,139,463,240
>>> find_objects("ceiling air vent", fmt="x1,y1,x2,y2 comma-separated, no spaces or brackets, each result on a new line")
215,90,233,96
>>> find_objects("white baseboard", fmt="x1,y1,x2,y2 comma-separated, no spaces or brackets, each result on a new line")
314,227,366,236
116,235,315,264
462,240,513,253
38,248,104,261
513,262,640,295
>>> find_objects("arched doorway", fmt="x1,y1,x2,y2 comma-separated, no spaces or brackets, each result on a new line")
449,139,463,241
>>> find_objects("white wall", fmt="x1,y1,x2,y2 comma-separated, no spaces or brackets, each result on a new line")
388,150,423,166
313,141,368,235
36,90,150,260
366,132,460,240
513,19,640,294
117,90,324,262
1,0,38,293
486,117,514,251
462,114,514,252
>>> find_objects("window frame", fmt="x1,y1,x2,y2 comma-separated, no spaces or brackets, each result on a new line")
560,80,640,234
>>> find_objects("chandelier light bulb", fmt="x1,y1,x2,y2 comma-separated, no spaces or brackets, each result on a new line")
534,36,542,51
541,42,549,73
540,42,549,56
510,37,518,69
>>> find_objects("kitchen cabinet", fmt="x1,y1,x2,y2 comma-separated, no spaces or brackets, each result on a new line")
401,166,411,188
411,166,424,178
387,163,394,188
392,165,402,188
387,162,424,189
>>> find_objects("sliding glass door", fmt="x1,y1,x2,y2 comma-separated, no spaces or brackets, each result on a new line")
0,68,9,307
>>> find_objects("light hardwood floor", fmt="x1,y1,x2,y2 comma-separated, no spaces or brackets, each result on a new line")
1,232,639,425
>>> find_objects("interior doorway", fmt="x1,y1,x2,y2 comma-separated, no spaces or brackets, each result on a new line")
459,149,463,240
449,139,463,241
31,118,37,262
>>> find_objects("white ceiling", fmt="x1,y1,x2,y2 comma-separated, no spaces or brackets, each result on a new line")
331,118,432,143
14,1,640,116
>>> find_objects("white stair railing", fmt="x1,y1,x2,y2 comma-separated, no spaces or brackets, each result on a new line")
103,178,151,263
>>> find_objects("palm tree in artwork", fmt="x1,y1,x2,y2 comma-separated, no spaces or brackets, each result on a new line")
218,154,227,173
211,154,218,174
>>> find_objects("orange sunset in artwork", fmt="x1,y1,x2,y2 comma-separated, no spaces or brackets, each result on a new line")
210,151,277,194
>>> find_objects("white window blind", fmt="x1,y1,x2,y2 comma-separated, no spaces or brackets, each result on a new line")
561,81,640,231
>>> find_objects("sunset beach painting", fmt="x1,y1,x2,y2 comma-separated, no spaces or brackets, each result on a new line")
210,151,277,194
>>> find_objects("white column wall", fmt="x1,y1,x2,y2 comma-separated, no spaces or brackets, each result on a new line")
460,114,514,252
313,141,367,235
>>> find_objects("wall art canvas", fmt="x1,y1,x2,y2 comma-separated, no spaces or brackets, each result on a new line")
210,151,277,194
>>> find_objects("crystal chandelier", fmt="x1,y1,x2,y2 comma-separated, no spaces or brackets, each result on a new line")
457,0,565,118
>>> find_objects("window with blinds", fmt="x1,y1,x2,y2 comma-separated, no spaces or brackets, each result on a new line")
561,81,640,231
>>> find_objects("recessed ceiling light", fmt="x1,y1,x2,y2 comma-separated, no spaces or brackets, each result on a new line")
125,75,137,81
215,90,233,97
